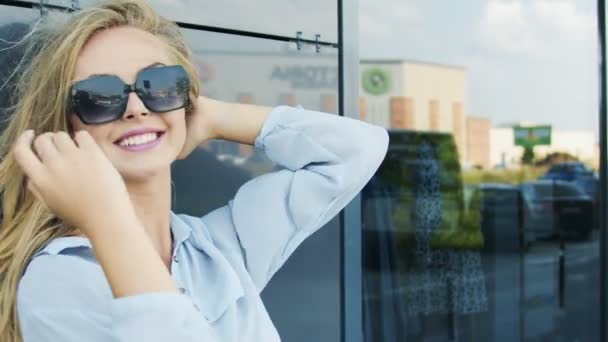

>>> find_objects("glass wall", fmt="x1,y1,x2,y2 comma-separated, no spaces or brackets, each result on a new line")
20,0,339,42
173,29,341,342
359,1,601,341
0,5,38,128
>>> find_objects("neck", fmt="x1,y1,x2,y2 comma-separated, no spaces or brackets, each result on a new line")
124,167,173,269
66,168,174,269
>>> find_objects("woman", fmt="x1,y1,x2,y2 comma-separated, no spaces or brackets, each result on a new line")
0,1,388,341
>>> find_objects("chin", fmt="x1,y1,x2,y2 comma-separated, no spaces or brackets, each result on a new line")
116,159,173,183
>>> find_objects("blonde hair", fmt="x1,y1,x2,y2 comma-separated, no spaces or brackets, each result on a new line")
0,1,200,340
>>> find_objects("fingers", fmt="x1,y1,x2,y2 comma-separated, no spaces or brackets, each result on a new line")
33,132,62,163
26,179,45,204
14,132,47,204
73,130,99,151
12,130,45,180
53,131,78,153
14,129,100,177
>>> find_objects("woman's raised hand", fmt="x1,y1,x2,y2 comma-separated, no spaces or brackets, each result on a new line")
177,95,221,160
177,95,271,160
12,130,136,238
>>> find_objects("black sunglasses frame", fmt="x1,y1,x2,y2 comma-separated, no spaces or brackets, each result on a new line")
69,65,191,125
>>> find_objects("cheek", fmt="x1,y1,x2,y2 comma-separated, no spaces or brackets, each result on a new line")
69,114,111,144
168,112,187,143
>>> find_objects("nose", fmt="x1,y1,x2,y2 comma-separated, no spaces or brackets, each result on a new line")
122,92,149,120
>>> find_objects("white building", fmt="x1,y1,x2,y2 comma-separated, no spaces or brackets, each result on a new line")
490,126,597,168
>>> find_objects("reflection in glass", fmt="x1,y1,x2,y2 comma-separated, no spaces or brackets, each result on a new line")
0,6,39,132
521,180,594,242
363,131,487,341
359,1,599,340
68,0,338,43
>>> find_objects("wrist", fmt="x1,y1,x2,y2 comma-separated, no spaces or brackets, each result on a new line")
197,96,228,141
85,209,144,243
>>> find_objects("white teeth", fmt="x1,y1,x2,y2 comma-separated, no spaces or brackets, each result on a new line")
118,132,159,147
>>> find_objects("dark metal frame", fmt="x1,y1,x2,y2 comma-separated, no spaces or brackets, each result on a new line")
598,1,607,341
337,0,363,341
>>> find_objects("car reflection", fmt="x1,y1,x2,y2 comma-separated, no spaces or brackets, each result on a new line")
521,180,594,242
541,161,594,182
469,183,522,254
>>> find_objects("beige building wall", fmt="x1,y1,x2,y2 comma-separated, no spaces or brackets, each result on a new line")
401,63,467,134
389,97,415,129
401,63,467,161
453,102,465,160
360,60,469,162
467,117,491,169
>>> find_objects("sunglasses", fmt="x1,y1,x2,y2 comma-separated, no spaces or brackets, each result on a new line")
69,65,190,125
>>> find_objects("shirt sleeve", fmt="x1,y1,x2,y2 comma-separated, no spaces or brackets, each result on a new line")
205,106,389,291
18,254,220,342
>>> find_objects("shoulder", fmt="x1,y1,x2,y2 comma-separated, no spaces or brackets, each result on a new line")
18,239,112,312
173,207,238,249
172,208,246,267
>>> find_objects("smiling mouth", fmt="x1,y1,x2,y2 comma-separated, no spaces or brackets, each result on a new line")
115,132,164,147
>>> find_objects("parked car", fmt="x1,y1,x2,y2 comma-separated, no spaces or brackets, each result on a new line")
541,162,594,182
521,180,594,241
468,183,523,254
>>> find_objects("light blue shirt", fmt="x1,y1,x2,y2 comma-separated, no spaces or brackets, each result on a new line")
17,105,389,342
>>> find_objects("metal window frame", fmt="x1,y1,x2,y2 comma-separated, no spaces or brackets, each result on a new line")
598,1,608,342
338,0,363,342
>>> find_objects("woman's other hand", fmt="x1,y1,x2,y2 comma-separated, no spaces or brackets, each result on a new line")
12,130,136,238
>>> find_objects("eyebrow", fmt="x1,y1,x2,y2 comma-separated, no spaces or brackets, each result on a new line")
85,62,166,79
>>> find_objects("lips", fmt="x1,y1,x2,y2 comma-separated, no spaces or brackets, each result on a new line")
117,133,163,152
114,128,165,145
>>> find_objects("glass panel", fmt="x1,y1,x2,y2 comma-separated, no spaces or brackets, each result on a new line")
359,1,600,341
171,29,340,342
44,0,339,43
0,5,39,130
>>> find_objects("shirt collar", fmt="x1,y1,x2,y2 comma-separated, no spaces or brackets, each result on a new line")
170,210,193,247
35,236,92,257
35,211,192,257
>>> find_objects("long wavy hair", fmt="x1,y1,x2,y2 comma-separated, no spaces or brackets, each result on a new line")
0,1,200,340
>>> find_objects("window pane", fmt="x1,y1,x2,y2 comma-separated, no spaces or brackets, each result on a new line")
45,0,339,43
0,5,39,130
171,29,340,342
359,1,600,341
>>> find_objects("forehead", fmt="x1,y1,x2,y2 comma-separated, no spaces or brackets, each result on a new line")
73,26,173,82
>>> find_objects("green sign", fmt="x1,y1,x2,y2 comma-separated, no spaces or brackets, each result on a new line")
362,68,391,95
514,125,552,147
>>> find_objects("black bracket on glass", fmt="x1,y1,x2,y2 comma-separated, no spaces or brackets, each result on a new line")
39,0,49,17
294,32,323,53
295,31,303,50
71,0,81,11
34,0,80,15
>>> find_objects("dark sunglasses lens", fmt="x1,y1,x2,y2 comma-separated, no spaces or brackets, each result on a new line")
72,76,126,124
136,66,189,113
